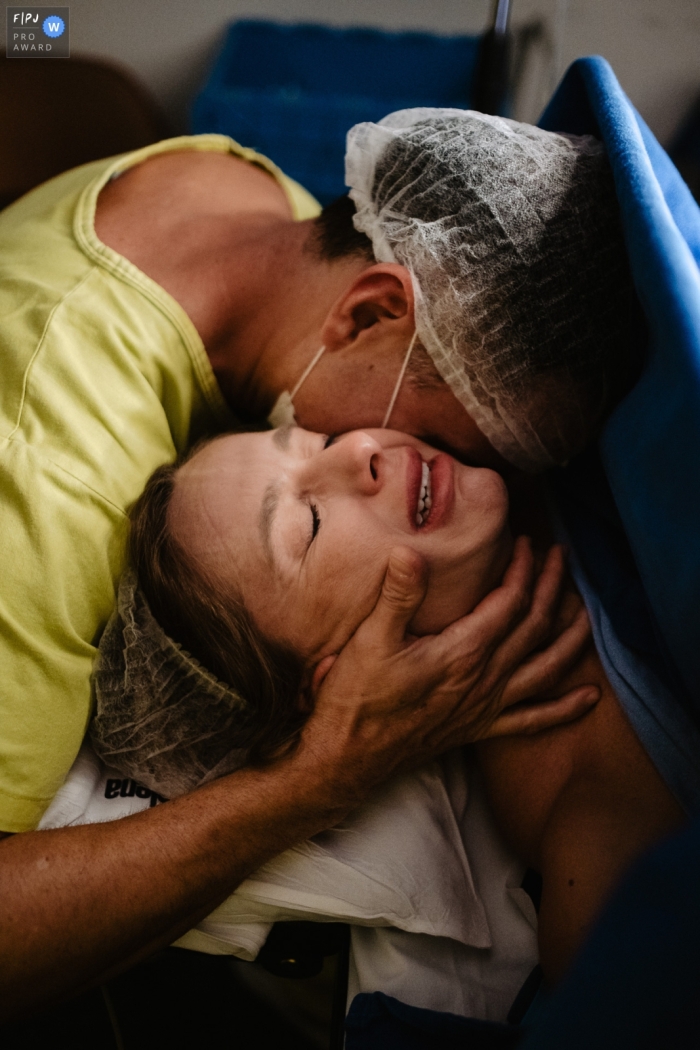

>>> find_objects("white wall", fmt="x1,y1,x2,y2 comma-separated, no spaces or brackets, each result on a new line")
10,0,700,144
512,0,700,142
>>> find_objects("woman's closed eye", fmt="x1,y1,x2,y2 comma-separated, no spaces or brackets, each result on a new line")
309,503,321,544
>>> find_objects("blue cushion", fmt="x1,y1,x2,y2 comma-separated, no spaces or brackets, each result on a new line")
192,21,480,204
540,57,700,713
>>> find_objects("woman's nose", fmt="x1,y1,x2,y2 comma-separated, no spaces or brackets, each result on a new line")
315,432,383,495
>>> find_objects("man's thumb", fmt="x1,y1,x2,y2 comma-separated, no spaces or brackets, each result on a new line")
372,548,427,646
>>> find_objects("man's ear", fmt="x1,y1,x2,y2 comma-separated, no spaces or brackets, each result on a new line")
321,263,414,352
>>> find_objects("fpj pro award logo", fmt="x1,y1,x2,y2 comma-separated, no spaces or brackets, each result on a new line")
6,7,70,57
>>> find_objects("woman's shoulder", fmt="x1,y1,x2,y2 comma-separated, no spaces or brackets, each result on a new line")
536,685,685,980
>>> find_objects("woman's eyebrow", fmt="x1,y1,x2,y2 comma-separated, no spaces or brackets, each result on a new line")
259,481,281,563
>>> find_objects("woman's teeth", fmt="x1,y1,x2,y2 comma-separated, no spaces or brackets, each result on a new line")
416,461,432,526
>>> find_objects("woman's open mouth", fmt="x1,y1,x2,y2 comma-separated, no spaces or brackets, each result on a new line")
406,448,455,532
415,461,432,526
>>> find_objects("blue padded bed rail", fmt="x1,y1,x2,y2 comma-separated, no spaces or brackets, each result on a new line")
540,58,700,712
538,58,700,816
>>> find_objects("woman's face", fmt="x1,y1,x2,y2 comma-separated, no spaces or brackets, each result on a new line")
170,427,512,666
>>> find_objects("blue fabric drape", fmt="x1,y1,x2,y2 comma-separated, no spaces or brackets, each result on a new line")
540,57,700,713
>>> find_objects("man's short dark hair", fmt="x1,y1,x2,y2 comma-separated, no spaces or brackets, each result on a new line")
311,195,375,262
311,194,444,393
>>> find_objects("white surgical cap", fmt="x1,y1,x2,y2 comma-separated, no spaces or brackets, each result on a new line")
346,108,633,470
91,571,250,797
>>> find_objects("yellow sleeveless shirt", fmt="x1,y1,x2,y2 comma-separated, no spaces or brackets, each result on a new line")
0,135,319,830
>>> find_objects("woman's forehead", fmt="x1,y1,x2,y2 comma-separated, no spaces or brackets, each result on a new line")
186,430,270,473
181,432,284,497
171,432,276,554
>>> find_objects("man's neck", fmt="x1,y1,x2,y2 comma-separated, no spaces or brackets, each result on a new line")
201,220,365,423
200,217,326,420
95,149,362,422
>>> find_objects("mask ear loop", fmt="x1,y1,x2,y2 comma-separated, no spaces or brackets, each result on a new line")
290,345,326,402
382,331,418,429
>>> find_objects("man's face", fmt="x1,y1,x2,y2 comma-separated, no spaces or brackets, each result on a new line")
371,376,512,472
291,345,511,472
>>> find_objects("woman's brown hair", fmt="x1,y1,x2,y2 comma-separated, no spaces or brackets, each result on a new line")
129,458,308,765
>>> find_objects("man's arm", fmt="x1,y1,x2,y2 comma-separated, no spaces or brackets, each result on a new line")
0,751,351,1018
0,538,597,1019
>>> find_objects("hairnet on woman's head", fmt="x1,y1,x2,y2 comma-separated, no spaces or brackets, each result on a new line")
346,108,634,470
91,571,250,798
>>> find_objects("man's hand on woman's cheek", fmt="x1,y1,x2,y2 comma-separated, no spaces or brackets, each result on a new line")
297,537,599,802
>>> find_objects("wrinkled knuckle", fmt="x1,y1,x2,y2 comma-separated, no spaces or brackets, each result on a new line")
465,632,487,656
528,596,554,625
383,587,414,610
451,633,481,664
528,607,552,638
513,588,531,619
459,644,486,672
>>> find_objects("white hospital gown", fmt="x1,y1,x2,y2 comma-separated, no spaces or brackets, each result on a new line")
40,745,537,1020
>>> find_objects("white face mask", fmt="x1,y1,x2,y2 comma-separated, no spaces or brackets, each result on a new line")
267,331,418,430
267,344,326,428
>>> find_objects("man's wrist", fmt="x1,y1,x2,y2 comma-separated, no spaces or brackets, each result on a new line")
209,735,359,863
268,732,362,826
